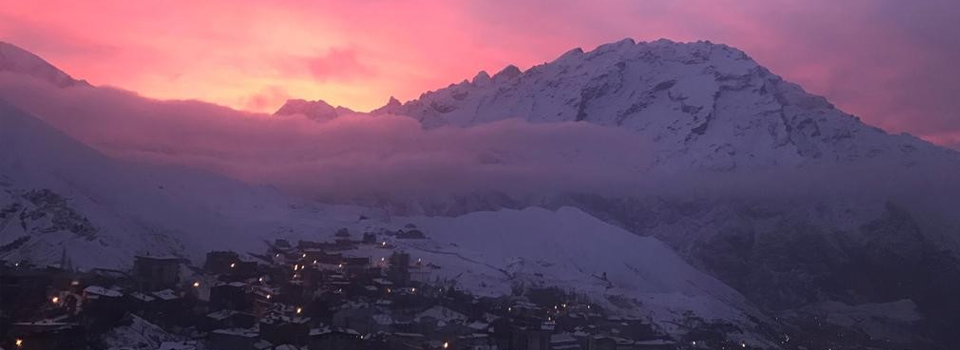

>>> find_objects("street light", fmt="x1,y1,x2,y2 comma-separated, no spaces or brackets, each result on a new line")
51,296,60,304
15,338,23,347
193,281,200,288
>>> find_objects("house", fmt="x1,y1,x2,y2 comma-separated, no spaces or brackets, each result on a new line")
133,255,181,291
260,315,310,345
204,251,240,275
395,229,426,239
632,339,676,350
550,332,582,350
205,310,256,330
210,282,250,311
332,304,393,334
80,285,126,331
387,252,411,286
207,328,260,350
8,319,83,350
308,327,364,350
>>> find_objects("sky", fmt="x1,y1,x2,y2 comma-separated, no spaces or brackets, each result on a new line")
1,0,959,150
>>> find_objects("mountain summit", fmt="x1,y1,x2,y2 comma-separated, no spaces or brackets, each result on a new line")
0,41,89,88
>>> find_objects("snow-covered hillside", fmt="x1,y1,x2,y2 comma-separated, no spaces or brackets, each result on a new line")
0,100,369,268
0,100,778,341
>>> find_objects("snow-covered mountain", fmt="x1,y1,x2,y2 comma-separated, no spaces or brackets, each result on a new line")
2,39,958,347
0,99,777,342
0,42,88,88
371,38,960,345
376,39,958,172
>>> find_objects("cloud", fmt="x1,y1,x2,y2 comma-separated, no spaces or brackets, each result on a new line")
0,74,650,203
301,48,374,82
241,85,290,112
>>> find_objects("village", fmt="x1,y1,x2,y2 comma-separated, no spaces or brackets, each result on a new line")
0,226,752,350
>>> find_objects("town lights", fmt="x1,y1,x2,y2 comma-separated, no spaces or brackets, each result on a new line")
51,296,60,304
381,241,386,247
302,253,307,258
443,341,449,349
266,294,272,299
296,307,303,314
741,343,746,348
313,260,317,264
230,263,236,268
258,277,264,282
15,338,23,347
193,281,200,288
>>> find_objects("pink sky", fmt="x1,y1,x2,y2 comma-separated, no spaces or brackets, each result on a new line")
1,0,958,149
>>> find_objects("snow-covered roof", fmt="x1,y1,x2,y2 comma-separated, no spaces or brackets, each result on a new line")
84,285,122,298
128,291,156,302
152,289,179,301
415,305,467,323
212,328,258,338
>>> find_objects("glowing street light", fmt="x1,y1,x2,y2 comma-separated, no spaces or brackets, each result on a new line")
51,296,60,304
296,307,303,314
443,341,449,349
193,281,200,288
15,338,23,347
230,263,236,268
302,253,307,258
266,294,272,299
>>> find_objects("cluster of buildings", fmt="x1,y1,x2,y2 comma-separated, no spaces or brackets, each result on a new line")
0,226,740,350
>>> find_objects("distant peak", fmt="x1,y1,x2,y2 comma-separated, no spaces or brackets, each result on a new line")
492,65,521,82
472,71,492,86
274,98,350,122
0,41,89,88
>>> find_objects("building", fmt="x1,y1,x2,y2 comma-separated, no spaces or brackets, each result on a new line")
133,256,181,291
210,282,250,311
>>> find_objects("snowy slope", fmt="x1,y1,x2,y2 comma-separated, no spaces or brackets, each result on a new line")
0,100,370,268
398,207,766,333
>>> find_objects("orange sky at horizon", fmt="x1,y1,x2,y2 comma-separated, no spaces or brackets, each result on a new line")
2,0,959,149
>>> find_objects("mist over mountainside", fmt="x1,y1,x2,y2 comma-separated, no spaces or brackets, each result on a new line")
2,39,960,347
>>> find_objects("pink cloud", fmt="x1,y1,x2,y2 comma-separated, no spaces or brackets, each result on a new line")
303,48,373,82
